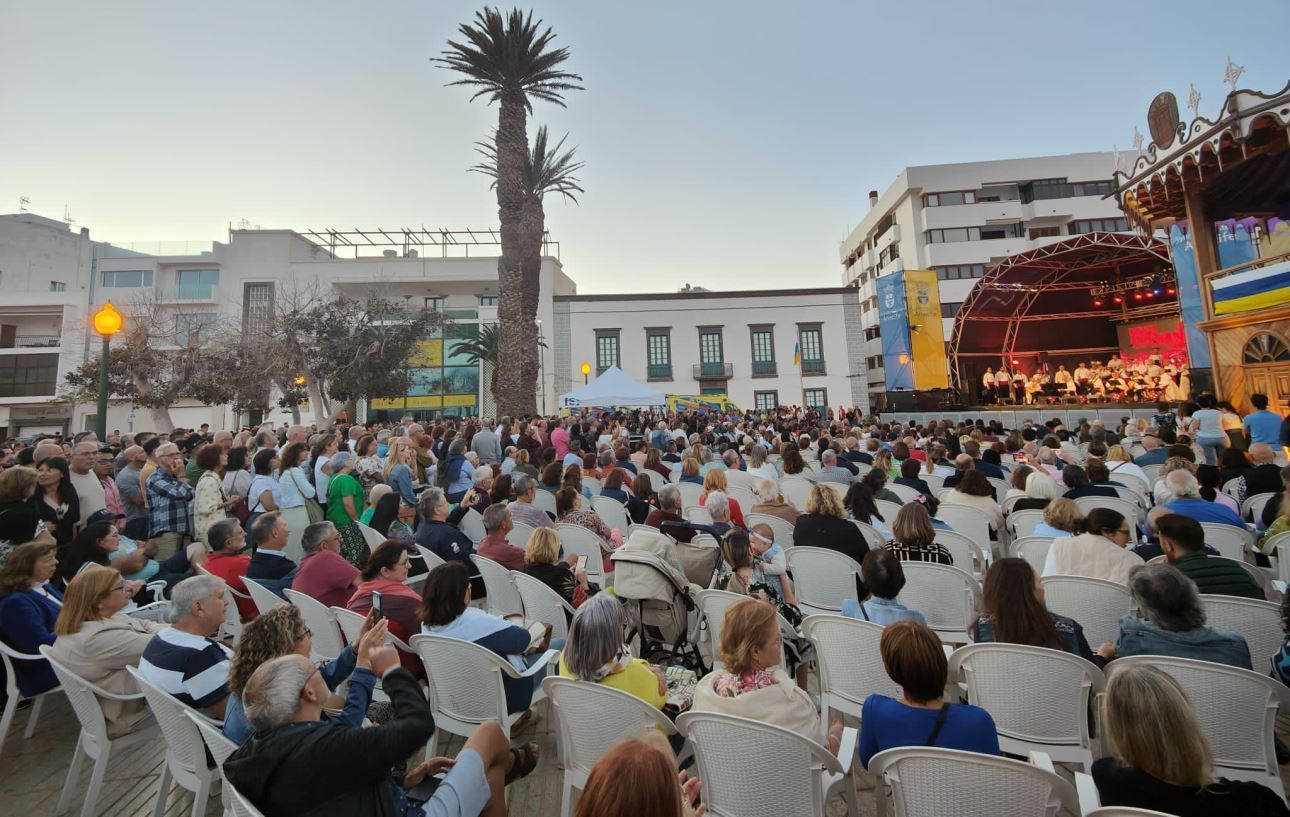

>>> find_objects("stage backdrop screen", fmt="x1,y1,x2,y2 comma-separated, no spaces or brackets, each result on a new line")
904,269,949,390
877,272,914,390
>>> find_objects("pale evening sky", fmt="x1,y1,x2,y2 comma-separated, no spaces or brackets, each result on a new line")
0,0,1284,293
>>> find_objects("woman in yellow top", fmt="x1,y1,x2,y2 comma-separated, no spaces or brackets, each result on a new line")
557,591,666,708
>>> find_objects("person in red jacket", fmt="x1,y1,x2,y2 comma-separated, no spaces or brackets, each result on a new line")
201,517,256,620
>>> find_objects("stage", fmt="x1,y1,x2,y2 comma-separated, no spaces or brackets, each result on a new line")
880,404,1161,427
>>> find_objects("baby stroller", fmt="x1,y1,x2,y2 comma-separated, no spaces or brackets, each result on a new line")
610,526,708,673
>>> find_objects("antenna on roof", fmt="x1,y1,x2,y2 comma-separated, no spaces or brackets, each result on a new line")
63,205,75,227
18,196,29,212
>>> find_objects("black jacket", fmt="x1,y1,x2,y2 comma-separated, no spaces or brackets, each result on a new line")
224,667,434,817
791,513,870,596
246,552,296,582
1245,464,1285,499
894,476,931,497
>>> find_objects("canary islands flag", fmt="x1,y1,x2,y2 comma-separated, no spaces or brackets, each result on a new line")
793,340,801,368
1211,259,1290,316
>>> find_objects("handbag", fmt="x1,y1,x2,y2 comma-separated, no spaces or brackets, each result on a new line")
290,469,325,523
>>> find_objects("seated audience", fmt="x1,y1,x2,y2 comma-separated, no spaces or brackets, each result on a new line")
524,526,596,610
54,520,147,592
1031,497,1083,540
1061,465,1117,500
347,541,422,673
572,732,703,817
138,574,233,718
0,541,62,695
700,469,746,528
556,487,618,553
245,512,297,584
475,504,526,572
1196,464,1241,515
366,491,418,550
882,502,952,565
704,490,735,538
792,484,869,593
1003,465,1034,504
844,482,890,540
1155,512,1263,600
292,521,361,609
415,487,482,591
894,457,932,498
644,483,697,543
749,479,800,524
507,475,555,530
598,469,632,504
1161,469,1247,529
862,466,901,505
859,620,999,769
625,472,656,524
815,449,853,485
748,522,794,605
201,517,257,620
557,591,665,707
1108,563,1252,669
50,565,162,735
843,548,926,626
1094,663,1290,816
1043,507,1143,584
940,470,1004,533
971,558,1108,666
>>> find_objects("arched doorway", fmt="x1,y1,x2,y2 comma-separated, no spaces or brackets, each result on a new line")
1243,331,1290,414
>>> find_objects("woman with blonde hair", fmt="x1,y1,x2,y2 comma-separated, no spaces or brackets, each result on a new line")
523,526,596,610
382,437,420,506
1032,497,1083,539
1104,444,1149,487
692,598,843,750
792,484,868,593
1094,663,1289,814
49,565,162,735
700,468,746,528
678,458,704,485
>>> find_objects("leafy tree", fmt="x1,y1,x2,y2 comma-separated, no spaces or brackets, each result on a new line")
434,6,582,416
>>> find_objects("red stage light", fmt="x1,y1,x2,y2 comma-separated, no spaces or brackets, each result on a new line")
1166,287,1176,295
1145,290,1155,298
1011,360,1019,366
1113,296,1123,304
1133,292,1143,300
1093,299,1103,307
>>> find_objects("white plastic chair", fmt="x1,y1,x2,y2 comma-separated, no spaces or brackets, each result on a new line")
590,496,629,532
1040,575,1132,648
409,633,557,757
1140,463,1163,487
869,746,1079,817
471,554,524,617
933,529,989,576
1201,522,1255,562
283,588,345,661
854,520,886,550
784,546,861,616
1222,478,1245,499
40,645,158,817
542,677,689,817
229,784,267,817
1243,492,1276,523
331,605,414,653
459,509,487,544
1009,536,1055,576
1111,655,1288,798
356,522,386,553
196,564,249,640
875,499,904,524
987,477,1012,505
923,473,945,495
0,639,59,761
187,711,238,817
506,521,537,550
1112,473,1150,502
677,710,860,817
802,614,900,728
581,476,602,497
531,489,558,517
414,543,446,570
896,562,980,644
674,481,702,508
242,578,288,615
683,505,715,526
1009,509,1046,539
127,667,220,817
1074,496,1142,533
556,523,612,586
936,505,993,552
641,469,666,492
727,484,758,514
779,477,813,511
886,482,921,504
948,643,1105,770
1199,594,1283,668
512,571,576,641
696,589,797,671
746,512,794,548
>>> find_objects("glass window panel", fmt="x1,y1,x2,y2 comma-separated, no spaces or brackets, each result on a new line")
441,366,479,395
647,333,670,366
799,328,822,361
699,331,723,364
751,329,774,362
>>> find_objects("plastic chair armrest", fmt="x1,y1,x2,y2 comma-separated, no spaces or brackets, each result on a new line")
1074,771,1101,815
1028,750,1056,773
512,648,558,679
833,726,858,770
146,581,167,603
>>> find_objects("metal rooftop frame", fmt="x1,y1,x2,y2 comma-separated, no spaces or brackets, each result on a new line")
296,227,560,260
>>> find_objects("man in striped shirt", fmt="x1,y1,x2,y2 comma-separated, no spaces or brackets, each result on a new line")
138,574,232,718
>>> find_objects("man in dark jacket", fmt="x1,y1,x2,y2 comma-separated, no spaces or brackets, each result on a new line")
1157,513,1264,600
224,646,528,817
246,512,297,584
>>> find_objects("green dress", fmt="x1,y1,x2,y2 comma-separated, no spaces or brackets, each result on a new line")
326,473,367,567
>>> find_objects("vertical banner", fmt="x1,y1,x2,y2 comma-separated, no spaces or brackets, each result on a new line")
1215,218,1258,270
903,269,949,389
877,272,914,390
1169,223,1212,368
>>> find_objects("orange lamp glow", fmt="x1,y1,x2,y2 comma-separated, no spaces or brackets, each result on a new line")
580,361,592,377
92,302,123,337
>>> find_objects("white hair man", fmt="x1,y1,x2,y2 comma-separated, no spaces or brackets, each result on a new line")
1160,470,1246,529
137,574,232,718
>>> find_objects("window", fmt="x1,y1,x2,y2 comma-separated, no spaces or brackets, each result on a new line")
864,326,882,341
803,388,827,409
1028,226,1062,240
866,355,883,370
754,391,778,411
879,243,900,267
798,325,824,375
1070,218,1129,235
699,330,723,364
0,353,58,398
1020,178,1069,203
424,296,446,311
174,269,218,299
1243,332,1290,363
476,294,498,306
1071,180,1115,197
595,330,620,374
934,265,986,281
926,227,980,244
242,283,274,340
101,270,153,288
924,191,976,207
940,302,963,319
174,313,216,346
646,330,672,380
750,326,775,376
49,281,66,292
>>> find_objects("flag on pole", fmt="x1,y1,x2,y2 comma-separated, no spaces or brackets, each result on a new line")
793,340,801,368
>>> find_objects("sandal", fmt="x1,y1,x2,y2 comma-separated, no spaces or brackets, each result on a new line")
504,742,540,786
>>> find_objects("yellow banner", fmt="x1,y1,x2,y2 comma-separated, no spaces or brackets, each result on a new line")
903,269,949,389
370,394,476,410
407,339,444,367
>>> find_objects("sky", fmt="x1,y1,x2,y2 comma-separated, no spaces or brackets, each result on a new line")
1,1,1285,293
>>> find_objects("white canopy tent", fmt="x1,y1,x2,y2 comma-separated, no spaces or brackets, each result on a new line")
558,366,667,408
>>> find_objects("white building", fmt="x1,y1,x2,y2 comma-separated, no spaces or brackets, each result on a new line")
839,152,1130,410
553,288,867,414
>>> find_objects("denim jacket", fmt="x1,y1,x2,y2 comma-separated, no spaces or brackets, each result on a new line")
1116,615,1252,670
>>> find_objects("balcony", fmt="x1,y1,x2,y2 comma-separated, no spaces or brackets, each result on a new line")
752,360,777,377
1,334,61,350
693,362,733,379
647,363,673,381
801,359,826,376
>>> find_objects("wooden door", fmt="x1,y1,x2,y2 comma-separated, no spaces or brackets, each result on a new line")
1246,365,1290,415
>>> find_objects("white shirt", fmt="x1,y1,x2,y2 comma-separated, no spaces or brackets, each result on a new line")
314,455,331,502
69,469,107,521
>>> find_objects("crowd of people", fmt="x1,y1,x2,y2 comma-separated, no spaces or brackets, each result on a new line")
0,391,1289,815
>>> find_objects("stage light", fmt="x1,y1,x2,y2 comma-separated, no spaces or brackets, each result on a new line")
1153,288,1162,296
1113,296,1123,304
1093,299,1103,307
1166,287,1176,295
1133,292,1143,300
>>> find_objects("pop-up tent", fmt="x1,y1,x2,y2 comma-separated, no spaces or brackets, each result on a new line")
559,366,667,408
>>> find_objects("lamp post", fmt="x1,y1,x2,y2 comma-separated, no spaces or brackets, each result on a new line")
580,361,591,384
91,302,123,441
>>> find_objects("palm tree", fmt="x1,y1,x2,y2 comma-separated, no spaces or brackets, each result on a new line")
434,7,582,417
450,321,549,412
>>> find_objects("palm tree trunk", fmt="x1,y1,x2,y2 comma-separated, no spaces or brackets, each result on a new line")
516,197,545,415
494,90,531,417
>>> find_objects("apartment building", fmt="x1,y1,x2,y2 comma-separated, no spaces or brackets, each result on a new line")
839,152,1130,410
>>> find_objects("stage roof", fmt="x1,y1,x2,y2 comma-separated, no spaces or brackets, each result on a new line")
949,232,1177,388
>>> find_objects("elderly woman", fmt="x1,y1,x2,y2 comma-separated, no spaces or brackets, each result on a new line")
223,603,385,744
793,483,869,581
348,541,423,675
700,469,746,528
1107,563,1252,669
555,487,620,573
0,541,62,695
1031,497,1083,540
1043,507,1143,584
692,598,843,748
972,558,1108,666
883,502,953,565
193,444,235,549
419,561,554,716
1013,471,1058,513
704,491,736,538
325,451,367,567
556,591,665,707
940,470,1004,533
523,526,595,612
843,548,925,625
49,566,163,735
858,620,999,769
1094,664,1290,815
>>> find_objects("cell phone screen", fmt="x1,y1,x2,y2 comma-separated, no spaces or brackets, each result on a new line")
576,555,588,572
371,590,383,621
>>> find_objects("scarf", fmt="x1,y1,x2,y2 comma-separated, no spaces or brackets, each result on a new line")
590,644,634,681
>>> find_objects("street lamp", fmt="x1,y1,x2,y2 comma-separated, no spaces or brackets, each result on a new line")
580,361,591,384
91,302,123,441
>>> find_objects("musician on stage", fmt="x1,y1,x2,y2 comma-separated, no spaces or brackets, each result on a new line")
1026,373,1045,405
1054,364,1073,398
1011,368,1027,404
1073,362,1092,396
982,367,996,404
1107,353,1124,372
1104,370,1126,401
1146,355,1162,379
994,367,1011,401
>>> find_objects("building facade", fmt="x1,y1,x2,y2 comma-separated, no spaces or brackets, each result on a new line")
839,152,1131,409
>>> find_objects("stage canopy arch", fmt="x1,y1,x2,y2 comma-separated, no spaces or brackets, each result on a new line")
949,232,1179,394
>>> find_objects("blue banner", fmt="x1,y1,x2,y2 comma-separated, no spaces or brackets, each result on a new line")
877,272,914,390
1169,223,1211,369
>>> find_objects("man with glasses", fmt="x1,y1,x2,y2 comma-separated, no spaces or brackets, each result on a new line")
68,440,108,522
116,445,150,541
291,521,361,609
147,442,195,561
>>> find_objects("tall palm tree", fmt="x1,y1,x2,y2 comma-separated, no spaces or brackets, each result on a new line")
450,321,548,411
434,7,581,417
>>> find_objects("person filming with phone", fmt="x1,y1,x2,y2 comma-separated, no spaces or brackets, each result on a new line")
347,541,424,676
522,527,598,617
